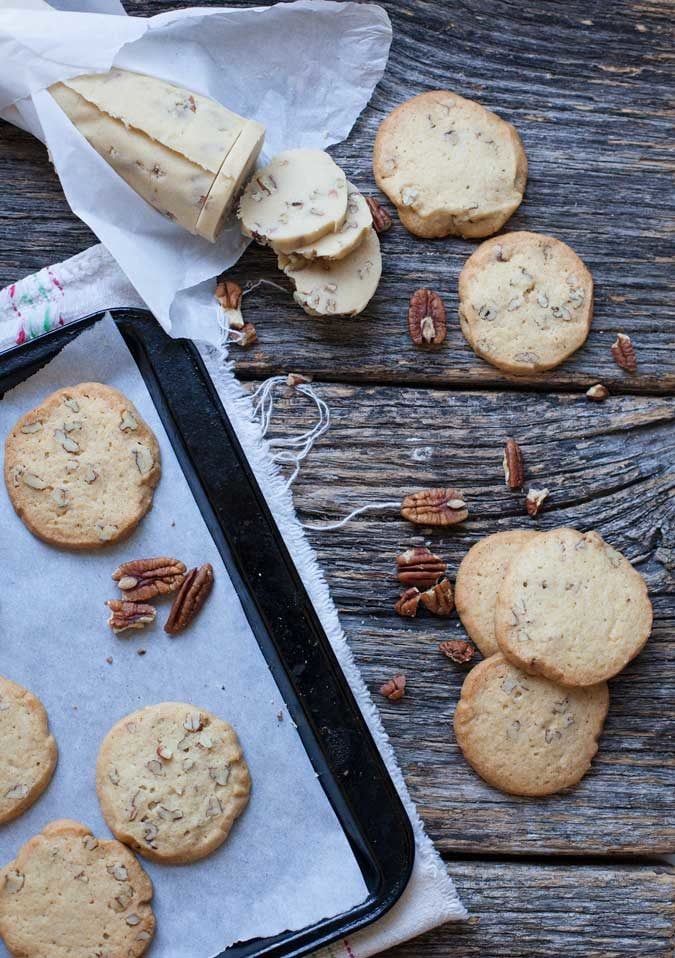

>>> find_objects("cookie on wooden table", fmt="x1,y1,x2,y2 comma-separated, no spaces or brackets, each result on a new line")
453,653,609,796
97,702,251,864
280,181,373,264
0,819,155,958
495,528,653,686
458,231,593,374
454,530,538,658
373,90,527,238
0,676,57,824
4,382,160,549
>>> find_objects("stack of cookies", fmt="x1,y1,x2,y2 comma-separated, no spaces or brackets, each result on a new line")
238,148,381,317
453,528,652,796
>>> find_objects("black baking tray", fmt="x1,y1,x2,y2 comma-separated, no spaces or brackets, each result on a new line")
0,309,415,958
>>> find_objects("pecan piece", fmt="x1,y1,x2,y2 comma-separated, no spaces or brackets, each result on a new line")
395,546,446,588
214,278,244,330
439,639,475,665
112,557,186,602
611,333,637,372
106,600,156,635
365,195,393,233
235,322,258,347
401,488,468,527
525,487,549,517
408,288,446,346
586,383,609,401
394,587,421,617
503,438,524,490
164,563,214,635
380,674,406,701
420,578,454,616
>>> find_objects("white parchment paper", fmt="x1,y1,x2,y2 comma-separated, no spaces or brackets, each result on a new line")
0,315,368,957
0,0,392,339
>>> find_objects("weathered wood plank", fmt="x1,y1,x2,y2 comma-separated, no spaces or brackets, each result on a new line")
0,0,673,391
242,381,675,854
382,862,675,958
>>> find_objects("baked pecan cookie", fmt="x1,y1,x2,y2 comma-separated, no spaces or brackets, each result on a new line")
4,382,160,549
96,702,251,864
0,819,155,958
0,676,57,824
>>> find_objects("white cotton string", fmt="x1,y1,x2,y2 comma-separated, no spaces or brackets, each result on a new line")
300,501,400,531
241,277,288,298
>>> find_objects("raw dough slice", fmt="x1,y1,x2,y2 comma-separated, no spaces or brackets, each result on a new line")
455,530,538,657
373,90,527,239
454,653,609,796
0,819,155,958
238,148,348,252
4,382,161,550
280,182,372,263
96,702,251,864
495,528,653,686
458,231,594,374
0,676,57,824
279,226,381,316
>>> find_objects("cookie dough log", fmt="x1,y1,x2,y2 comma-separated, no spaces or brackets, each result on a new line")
373,90,527,239
49,69,265,241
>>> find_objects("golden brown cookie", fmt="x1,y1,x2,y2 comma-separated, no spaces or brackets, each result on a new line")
0,676,57,824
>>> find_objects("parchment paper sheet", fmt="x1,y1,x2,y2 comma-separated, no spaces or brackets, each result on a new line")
0,315,367,957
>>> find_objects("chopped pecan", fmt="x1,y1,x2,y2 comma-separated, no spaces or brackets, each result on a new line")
439,639,475,665
286,372,312,388
106,600,156,635
408,288,446,346
420,578,454,616
112,557,186,602
611,333,637,372
164,563,214,635
401,488,468,527
503,438,524,490
525,487,549,517
380,674,406,701
215,278,244,329
396,546,446,588
586,383,609,401
235,322,258,347
365,195,393,233
394,587,421,617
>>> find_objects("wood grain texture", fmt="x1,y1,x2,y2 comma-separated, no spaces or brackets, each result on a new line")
243,380,675,855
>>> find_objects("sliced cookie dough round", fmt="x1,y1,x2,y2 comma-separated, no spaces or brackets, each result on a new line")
373,90,527,239
280,182,372,264
495,528,653,686
279,226,381,317
0,819,155,958
455,530,538,658
96,702,251,864
4,382,161,550
454,653,609,796
238,148,348,253
458,231,593,374
0,676,57,825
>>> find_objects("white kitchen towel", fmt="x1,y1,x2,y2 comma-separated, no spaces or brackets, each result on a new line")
0,246,467,955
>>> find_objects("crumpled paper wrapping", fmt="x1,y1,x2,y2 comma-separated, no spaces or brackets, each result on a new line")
0,0,391,339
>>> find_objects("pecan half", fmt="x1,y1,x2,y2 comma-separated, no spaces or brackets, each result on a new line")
611,333,637,372
164,563,214,635
586,383,609,401
112,557,186,602
365,195,393,233
396,546,446,588
525,486,549,517
380,674,406,701
439,639,475,665
106,600,156,635
420,578,454,616
401,488,468,527
394,587,421,617
408,288,446,346
215,278,244,329
503,438,524,490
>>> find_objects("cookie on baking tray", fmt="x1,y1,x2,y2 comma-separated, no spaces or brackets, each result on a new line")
373,90,527,239
454,530,538,658
96,702,251,864
458,231,593,374
0,676,58,825
453,653,609,796
4,382,160,549
494,528,653,686
0,819,155,958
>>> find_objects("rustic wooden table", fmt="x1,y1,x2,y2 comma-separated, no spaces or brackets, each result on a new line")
1,1,673,954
